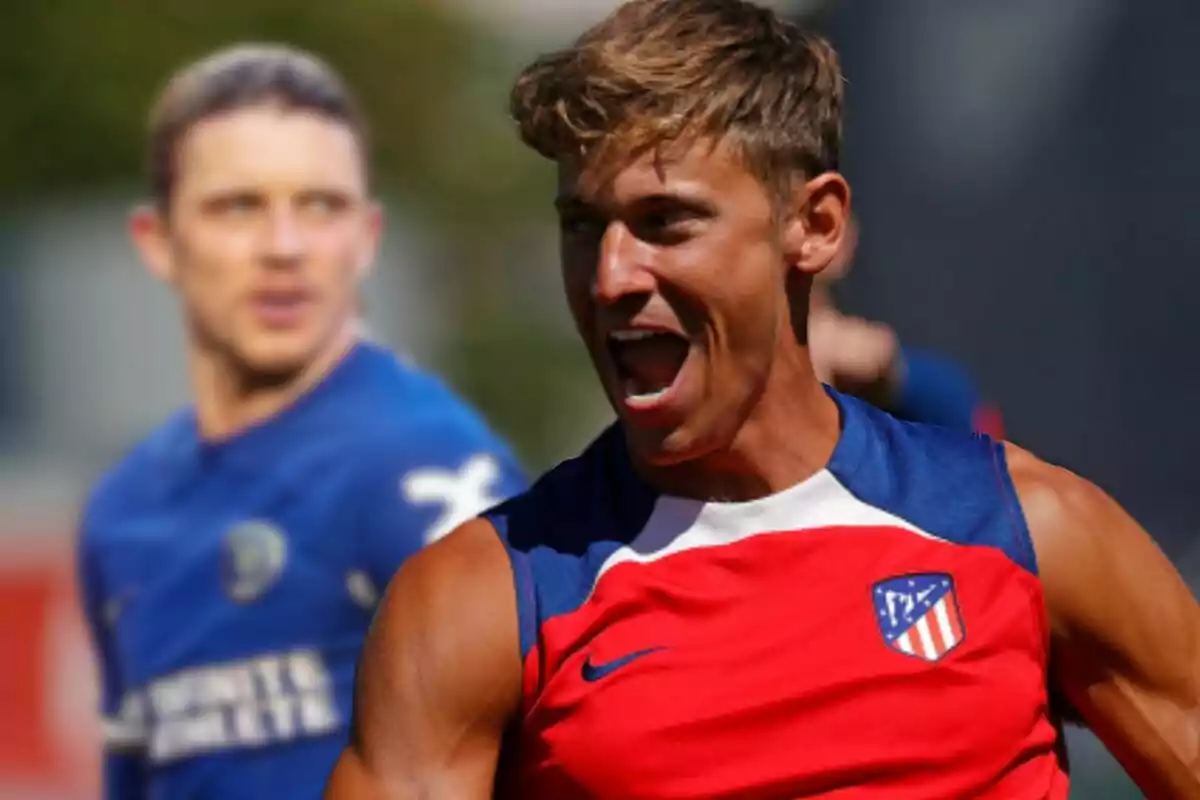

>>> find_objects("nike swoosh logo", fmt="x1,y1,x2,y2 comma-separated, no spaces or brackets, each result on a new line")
581,648,663,682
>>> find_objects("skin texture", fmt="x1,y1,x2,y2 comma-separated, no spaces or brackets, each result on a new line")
129,104,382,440
554,141,848,501
325,141,1200,800
325,520,521,800
807,216,903,405
1012,445,1200,798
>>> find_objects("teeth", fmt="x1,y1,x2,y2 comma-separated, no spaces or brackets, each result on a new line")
610,329,660,342
623,380,671,404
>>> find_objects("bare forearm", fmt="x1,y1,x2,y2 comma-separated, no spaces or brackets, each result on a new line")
1073,683,1200,799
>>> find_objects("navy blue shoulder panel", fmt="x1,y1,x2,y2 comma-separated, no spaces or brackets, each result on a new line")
484,426,656,660
827,391,1037,576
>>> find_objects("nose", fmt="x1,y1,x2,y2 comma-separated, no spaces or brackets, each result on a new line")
592,222,655,305
262,209,305,265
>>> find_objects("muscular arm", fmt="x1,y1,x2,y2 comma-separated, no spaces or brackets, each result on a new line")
325,519,523,799
1011,445,1200,798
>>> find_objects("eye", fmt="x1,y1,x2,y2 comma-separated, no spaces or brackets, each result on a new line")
206,192,262,216
559,210,605,239
632,208,702,245
298,191,350,216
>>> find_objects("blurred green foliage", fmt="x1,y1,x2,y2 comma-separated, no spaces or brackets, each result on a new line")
0,1,599,469
1,1,541,228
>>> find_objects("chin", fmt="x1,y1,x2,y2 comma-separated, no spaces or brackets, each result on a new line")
620,419,711,468
232,334,326,382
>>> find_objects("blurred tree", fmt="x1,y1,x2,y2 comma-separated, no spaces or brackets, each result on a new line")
0,2,598,469
0,1,547,234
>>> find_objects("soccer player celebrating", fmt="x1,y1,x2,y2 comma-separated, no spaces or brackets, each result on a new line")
328,2,1200,798
76,45,525,799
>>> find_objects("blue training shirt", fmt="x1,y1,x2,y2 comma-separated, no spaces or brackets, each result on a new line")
76,341,526,799
890,347,1003,437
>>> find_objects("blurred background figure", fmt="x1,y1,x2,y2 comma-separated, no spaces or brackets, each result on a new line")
809,215,1004,436
77,44,525,800
1,1,1198,798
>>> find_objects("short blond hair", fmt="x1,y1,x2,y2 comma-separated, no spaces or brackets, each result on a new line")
509,0,844,200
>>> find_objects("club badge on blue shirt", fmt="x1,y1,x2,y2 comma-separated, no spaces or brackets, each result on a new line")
221,520,288,603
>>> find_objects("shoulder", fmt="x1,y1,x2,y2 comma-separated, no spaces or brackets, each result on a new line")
477,427,656,662
344,343,488,422
81,410,195,546
374,515,520,670
353,514,522,753
1003,441,1126,570
334,345,518,462
371,505,520,636
329,353,526,546
836,391,996,475
484,425,649,550
1002,446,1200,749
1003,443,1103,529
831,396,1036,571
1002,443,1135,624
393,516,513,598
1001,442,1189,652
345,408,524,511
303,344,520,476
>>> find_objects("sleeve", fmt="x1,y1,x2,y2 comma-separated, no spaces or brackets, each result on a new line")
77,517,148,800
355,413,528,589
889,347,1004,437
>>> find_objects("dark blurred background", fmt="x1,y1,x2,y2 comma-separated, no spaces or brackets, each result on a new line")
1,1,1195,797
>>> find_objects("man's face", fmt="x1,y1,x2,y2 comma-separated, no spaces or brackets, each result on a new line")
134,105,380,379
557,141,791,466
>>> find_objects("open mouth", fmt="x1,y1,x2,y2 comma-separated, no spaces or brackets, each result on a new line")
607,328,690,409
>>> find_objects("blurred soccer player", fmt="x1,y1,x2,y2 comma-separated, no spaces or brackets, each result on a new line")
75,45,525,799
327,1,1200,798
809,215,1005,436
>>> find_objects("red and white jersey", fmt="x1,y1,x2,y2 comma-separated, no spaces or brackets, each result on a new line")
485,390,1068,799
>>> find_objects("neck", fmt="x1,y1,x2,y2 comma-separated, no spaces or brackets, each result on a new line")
641,346,840,503
189,324,358,442
809,282,834,314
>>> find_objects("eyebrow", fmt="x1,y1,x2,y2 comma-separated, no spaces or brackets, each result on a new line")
554,190,716,215
635,192,718,215
197,187,264,209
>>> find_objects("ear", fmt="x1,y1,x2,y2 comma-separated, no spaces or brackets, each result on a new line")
129,204,176,284
781,172,852,278
355,200,384,280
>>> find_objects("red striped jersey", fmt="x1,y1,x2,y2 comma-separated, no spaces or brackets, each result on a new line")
486,390,1068,800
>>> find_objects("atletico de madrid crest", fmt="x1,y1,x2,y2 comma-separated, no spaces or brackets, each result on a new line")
873,573,965,662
